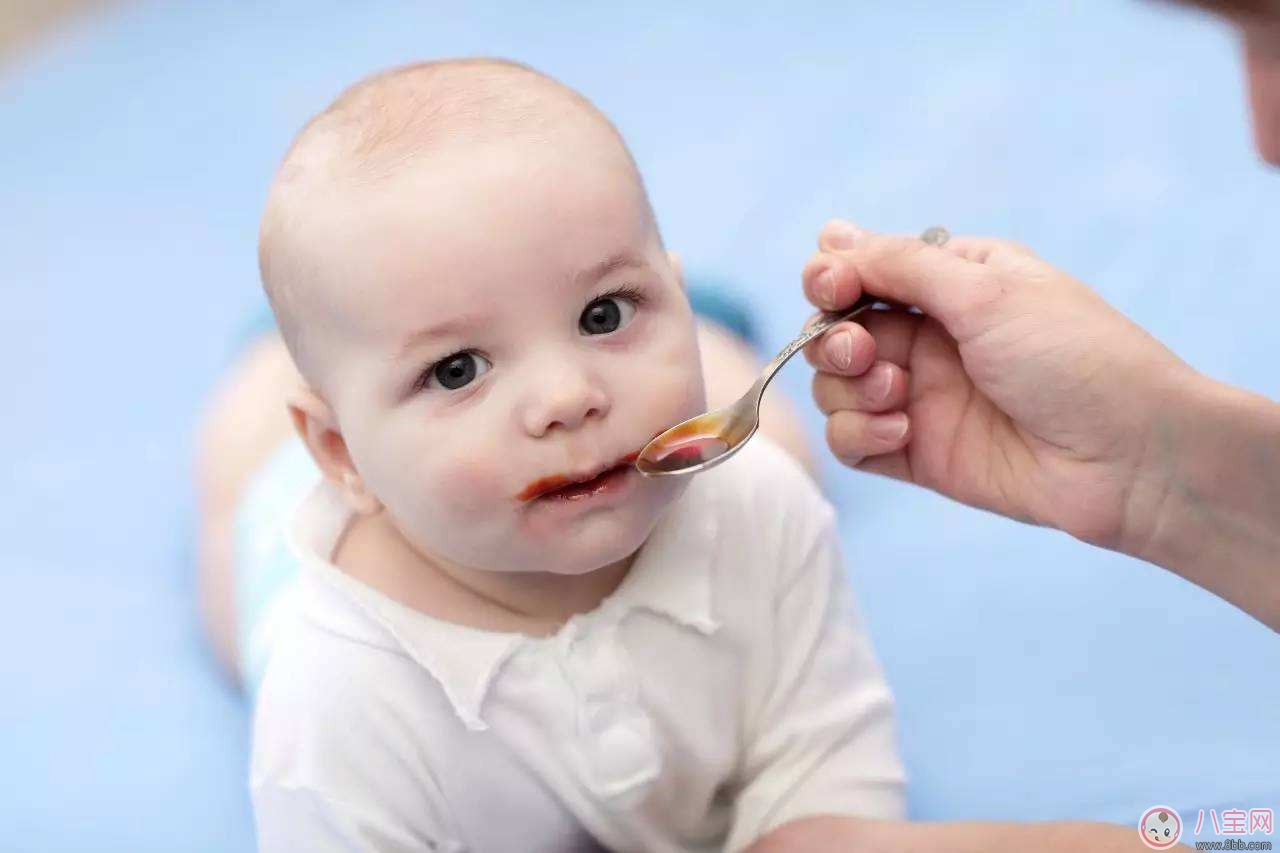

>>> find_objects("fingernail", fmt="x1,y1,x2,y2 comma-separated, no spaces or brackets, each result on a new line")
871,364,894,401
828,329,854,370
870,413,908,442
825,219,860,250
819,267,838,309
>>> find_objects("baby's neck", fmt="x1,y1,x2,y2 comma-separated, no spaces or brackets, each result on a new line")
333,509,635,637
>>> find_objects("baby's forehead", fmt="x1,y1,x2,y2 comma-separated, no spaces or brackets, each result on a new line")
299,144,658,344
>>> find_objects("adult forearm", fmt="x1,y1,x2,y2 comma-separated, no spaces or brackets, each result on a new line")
747,816,1149,852
1128,372,1280,630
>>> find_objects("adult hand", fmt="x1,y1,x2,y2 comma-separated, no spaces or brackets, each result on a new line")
802,220,1200,554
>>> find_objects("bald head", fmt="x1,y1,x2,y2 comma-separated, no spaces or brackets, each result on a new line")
258,58,652,384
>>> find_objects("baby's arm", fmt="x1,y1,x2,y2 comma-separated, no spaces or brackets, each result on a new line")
724,502,905,851
748,815,1150,852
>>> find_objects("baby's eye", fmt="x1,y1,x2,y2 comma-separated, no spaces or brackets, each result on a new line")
580,294,638,336
422,351,491,392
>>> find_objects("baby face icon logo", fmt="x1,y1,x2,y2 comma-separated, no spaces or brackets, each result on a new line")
1139,806,1182,849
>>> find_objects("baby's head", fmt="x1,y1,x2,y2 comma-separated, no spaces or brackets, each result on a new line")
260,59,706,577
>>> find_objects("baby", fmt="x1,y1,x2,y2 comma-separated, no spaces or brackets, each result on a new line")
245,58,904,852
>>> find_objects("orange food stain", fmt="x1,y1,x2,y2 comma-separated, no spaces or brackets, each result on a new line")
517,451,641,501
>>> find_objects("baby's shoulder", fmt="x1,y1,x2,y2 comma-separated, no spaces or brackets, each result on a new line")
253,601,399,737
248,594,468,840
250,582,450,779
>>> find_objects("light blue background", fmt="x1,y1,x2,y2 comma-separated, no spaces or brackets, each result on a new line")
2,1,1276,850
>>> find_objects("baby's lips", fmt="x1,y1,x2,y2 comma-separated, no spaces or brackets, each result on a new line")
517,448,644,501
516,474,571,502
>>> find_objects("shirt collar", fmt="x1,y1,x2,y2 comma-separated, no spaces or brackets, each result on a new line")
287,477,720,732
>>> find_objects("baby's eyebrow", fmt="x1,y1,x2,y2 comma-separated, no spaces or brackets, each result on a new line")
574,251,649,288
393,313,486,361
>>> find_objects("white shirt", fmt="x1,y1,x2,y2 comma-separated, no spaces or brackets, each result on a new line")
250,436,905,853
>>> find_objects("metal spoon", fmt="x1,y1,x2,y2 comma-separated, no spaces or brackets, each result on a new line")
636,226,950,477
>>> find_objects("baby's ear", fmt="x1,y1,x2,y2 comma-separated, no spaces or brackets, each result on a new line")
666,251,687,291
287,387,382,516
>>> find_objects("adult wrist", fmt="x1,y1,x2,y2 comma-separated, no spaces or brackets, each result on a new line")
1122,368,1280,625
1109,362,1208,563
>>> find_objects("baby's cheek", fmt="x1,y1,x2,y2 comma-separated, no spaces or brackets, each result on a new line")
432,454,509,515
634,339,705,424
381,415,507,513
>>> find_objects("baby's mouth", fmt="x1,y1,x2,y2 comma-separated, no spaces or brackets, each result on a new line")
517,451,641,503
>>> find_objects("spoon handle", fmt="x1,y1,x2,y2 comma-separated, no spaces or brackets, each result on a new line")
759,226,949,385
760,292,888,381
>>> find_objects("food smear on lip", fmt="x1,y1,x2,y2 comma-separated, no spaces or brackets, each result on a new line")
517,451,640,502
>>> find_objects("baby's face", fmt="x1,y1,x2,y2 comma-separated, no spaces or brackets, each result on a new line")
304,135,705,576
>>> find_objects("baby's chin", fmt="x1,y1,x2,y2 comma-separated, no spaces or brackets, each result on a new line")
533,514,658,577
519,478,688,576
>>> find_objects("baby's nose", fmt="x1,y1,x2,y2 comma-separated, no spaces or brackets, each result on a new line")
520,364,611,438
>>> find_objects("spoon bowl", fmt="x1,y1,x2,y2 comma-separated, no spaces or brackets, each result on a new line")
634,390,762,476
